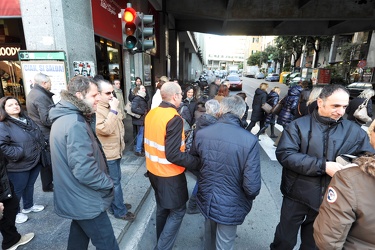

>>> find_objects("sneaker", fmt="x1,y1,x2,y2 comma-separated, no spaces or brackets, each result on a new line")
21,204,45,214
6,233,34,250
117,212,136,221
15,213,28,224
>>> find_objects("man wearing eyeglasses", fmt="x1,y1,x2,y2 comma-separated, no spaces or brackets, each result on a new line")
144,82,200,250
95,79,136,221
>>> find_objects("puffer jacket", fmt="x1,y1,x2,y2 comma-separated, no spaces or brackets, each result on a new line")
250,88,267,122
277,85,302,126
96,101,125,161
276,109,375,211
193,113,261,225
0,115,44,172
314,164,375,250
49,90,114,220
265,90,279,124
131,95,148,126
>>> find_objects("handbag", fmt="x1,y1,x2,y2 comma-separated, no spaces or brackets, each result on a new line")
125,102,141,119
261,103,273,114
353,98,372,123
271,98,284,115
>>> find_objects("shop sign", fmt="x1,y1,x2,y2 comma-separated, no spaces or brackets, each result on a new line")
0,45,21,60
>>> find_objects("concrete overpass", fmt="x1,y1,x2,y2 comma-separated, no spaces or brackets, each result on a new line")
153,0,375,36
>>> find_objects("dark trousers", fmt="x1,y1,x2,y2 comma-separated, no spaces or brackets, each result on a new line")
40,164,53,191
67,211,119,250
155,203,186,250
270,197,318,250
0,186,21,249
246,120,265,133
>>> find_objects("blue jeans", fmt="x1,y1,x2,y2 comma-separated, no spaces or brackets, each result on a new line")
67,211,119,250
135,125,144,153
107,159,128,218
7,163,42,211
155,203,186,250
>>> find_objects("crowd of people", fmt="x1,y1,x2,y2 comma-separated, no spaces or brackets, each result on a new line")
1,72,375,249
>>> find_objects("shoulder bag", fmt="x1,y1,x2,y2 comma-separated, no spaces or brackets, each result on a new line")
271,97,284,115
125,102,141,119
353,98,372,123
261,103,273,114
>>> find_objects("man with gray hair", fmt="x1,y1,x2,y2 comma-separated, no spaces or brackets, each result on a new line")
26,72,54,192
190,95,261,249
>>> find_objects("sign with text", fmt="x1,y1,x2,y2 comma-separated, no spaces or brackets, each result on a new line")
0,44,21,60
20,61,67,103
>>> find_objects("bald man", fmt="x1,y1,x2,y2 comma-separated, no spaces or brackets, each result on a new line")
144,82,200,250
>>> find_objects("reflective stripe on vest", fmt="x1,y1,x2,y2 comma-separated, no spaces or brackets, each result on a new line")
144,106,185,177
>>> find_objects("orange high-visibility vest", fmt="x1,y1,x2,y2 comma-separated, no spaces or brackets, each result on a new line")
144,106,185,177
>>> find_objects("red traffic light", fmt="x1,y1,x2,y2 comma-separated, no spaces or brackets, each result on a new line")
123,7,136,22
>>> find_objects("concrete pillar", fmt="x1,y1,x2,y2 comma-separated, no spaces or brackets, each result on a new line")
179,41,185,82
329,35,339,64
19,0,96,79
367,31,375,68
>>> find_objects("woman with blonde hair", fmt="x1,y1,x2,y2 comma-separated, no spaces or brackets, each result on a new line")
346,88,374,125
247,82,268,133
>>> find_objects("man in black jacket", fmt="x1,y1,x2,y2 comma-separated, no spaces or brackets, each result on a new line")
270,84,375,249
26,72,54,192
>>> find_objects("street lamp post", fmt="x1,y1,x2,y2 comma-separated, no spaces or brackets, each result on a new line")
313,39,320,68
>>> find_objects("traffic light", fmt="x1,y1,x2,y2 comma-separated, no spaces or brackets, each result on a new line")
138,13,155,51
122,5,138,50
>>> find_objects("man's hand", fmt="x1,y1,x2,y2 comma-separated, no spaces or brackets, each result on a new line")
325,161,343,177
109,97,119,111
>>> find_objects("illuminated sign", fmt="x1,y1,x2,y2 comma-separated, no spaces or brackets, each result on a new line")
0,44,21,60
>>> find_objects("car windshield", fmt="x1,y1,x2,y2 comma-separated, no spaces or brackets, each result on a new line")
272,74,278,76
227,76,240,81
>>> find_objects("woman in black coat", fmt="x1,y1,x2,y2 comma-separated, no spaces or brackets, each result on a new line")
179,85,197,131
0,151,34,249
346,89,374,125
0,96,46,224
246,82,268,133
131,85,148,156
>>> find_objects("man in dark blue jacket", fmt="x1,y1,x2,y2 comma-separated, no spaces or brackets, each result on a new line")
270,84,375,250
191,95,261,250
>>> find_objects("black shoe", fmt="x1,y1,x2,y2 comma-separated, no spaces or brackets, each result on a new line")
144,172,149,177
270,134,277,138
125,203,132,210
134,152,145,157
43,188,54,192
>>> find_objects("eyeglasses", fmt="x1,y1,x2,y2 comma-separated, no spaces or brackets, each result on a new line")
102,91,113,95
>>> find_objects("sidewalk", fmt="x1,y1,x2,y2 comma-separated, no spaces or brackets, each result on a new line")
1,115,151,249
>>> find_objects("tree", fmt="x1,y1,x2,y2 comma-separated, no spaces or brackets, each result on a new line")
247,51,268,66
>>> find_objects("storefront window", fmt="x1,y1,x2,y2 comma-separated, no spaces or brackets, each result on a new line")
94,36,122,83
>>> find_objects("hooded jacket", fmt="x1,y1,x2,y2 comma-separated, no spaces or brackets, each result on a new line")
313,164,375,249
250,88,267,122
49,90,114,220
277,85,302,126
276,109,375,211
265,90,279,124
193,113,261,225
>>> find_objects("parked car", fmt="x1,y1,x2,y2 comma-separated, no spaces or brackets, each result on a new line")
285,72,301,85
289,76,304,87
222,74,243,91
265,73,280,82
346,82,375,100
255,72,265,79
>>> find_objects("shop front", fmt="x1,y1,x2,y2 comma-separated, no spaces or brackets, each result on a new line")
0,17,26,103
